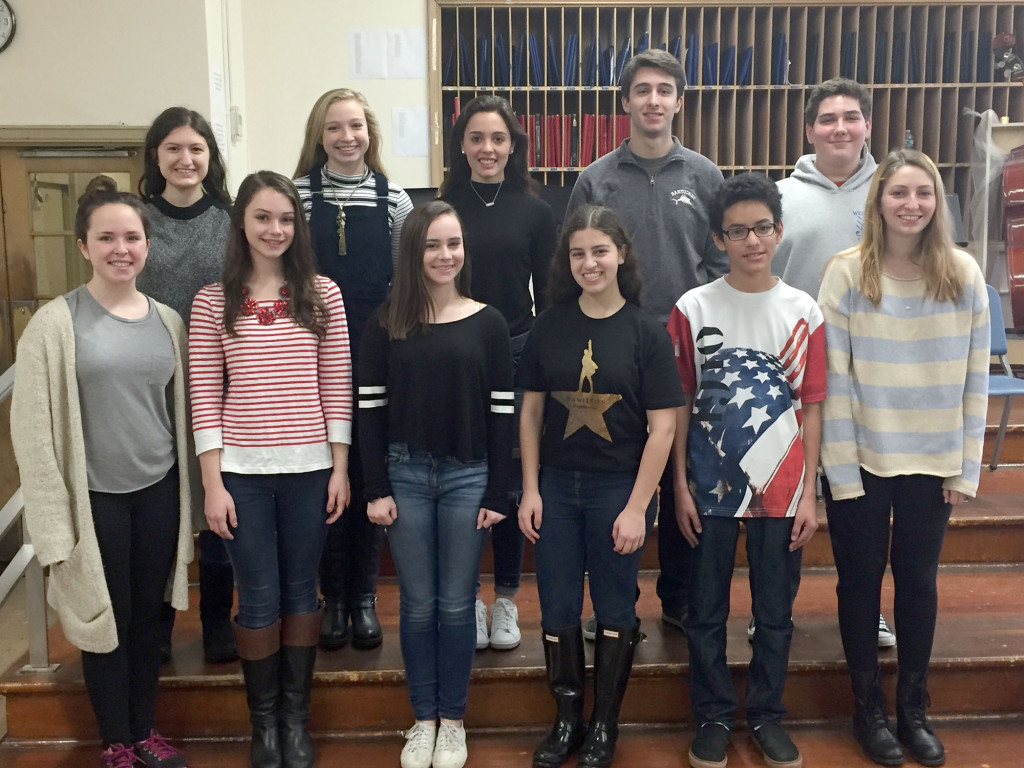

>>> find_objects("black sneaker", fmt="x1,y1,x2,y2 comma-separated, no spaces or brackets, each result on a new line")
662,606,687,634
689,721,729,768
752,722,802,768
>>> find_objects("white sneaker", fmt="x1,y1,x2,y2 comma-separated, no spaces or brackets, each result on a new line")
475,599,489,650
878,614,896,648
489,597,521,650
400,721,436,768
582,613,597,642
433,721,468,768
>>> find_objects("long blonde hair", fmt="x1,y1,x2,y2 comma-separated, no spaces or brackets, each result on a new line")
292,88,386,179
856,149,962,305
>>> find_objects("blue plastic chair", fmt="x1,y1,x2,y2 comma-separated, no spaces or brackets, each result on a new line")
986,284,1024,469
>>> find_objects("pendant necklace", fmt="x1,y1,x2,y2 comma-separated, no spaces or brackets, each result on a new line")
324,166,371,255
470,179,503,208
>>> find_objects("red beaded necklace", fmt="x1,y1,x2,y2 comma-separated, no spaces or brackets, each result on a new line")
240,284,290,325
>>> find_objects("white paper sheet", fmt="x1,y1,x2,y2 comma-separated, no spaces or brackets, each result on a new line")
350,29,389,79
392,107,429,157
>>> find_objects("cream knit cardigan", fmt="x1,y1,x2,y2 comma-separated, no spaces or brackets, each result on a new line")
10,296,195,654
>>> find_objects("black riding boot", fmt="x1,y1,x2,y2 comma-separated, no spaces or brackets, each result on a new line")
280,609,321,768
533,626,587,767
850,668,905,766
896,669,944,766
234,619,282,768
576,623,640,768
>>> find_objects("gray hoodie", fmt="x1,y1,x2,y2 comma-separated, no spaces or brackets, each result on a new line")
773,146,877,299
567,138,726,325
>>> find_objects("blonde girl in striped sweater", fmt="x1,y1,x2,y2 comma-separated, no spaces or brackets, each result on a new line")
818,149,988,768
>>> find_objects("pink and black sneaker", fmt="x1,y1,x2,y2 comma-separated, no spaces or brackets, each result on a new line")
133,730,187,768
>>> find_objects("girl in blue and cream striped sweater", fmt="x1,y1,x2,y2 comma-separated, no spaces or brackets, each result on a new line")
818,149,988,768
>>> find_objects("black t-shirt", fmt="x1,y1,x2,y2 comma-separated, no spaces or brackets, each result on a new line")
518,301,683,473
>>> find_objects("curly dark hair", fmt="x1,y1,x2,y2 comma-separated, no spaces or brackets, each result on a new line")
547,204,642,306
709,172,782,235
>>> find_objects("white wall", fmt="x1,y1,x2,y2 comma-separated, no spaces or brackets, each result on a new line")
237,0,430,187
0,0,431,189
0,0,211,125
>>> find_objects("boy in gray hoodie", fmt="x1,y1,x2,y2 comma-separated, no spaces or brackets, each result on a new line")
768,77,896,651
772,78,877,300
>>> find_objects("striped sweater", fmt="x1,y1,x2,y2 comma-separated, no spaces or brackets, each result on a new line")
189,276,352,474
818,249,989,499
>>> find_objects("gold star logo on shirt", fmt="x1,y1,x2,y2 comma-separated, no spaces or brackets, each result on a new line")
551,340,622,442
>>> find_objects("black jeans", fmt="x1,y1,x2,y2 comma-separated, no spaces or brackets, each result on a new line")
82,466,180,744
685,515,801,727
824,470,951,675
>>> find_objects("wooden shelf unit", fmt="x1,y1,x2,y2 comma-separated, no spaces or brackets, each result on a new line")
427,0,1024,199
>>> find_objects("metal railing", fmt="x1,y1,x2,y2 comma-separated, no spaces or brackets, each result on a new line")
0,364,56,672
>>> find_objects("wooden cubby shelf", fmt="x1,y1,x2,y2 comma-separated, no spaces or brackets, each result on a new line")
427,0,1024,200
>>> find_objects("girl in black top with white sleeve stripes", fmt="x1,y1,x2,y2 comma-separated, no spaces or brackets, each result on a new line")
359,200,513,768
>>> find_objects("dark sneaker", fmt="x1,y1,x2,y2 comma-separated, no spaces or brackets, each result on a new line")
133,731,187,768
752,722,802,768
662,606,687,634
689,721,730,768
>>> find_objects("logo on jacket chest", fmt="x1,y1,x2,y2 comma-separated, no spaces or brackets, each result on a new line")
671,188,696,207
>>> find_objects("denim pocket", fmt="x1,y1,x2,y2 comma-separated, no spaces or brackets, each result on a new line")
386,442,410,464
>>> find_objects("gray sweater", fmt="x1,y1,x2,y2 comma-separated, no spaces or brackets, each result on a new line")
137,195,230,324
567,138,726,325
772,147,878,299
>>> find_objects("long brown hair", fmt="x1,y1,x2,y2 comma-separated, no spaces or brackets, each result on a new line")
439,95,537,198
293,89,386,178
379,200,472,340
547,204,642,306
139,107,231,205
855,149,962,305
222,171,328,338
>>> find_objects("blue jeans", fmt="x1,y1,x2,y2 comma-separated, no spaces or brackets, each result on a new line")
385,444,489,720
686,515,802,727
534,467,656,632
221,470,331,629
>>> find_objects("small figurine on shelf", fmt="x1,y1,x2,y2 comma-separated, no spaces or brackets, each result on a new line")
994,32,1024,83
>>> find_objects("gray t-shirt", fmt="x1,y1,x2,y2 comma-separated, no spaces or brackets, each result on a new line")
68,285,176,493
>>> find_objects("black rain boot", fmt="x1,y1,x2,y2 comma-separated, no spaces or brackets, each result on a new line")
234,619,283,768
318,596,350,651
533,626,587,768
200,555,239,663
850,668,905,766
896,669,945,766
280,609,321,768
576,623,641,768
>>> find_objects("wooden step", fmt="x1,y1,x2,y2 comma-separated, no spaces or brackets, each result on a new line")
1,717,1022,768
3,567,1022,740
442,465,1024,576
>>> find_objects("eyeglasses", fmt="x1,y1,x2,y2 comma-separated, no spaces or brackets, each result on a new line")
722,222,778,241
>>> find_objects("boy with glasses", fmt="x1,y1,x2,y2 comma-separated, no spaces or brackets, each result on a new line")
668,173,825,768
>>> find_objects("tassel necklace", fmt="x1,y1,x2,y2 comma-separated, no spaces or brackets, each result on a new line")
324,166,371,256
241,284,290,325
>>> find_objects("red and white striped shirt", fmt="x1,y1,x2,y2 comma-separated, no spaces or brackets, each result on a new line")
189,275,352,474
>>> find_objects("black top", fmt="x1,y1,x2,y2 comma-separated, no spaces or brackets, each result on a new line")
444,183,556,336
358,305,515,512
518,301,683,474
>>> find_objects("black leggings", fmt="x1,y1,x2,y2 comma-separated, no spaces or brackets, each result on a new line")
82,466,180,744
824,470,951,675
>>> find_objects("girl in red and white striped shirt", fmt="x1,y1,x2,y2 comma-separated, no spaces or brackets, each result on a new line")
189,170,351,768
